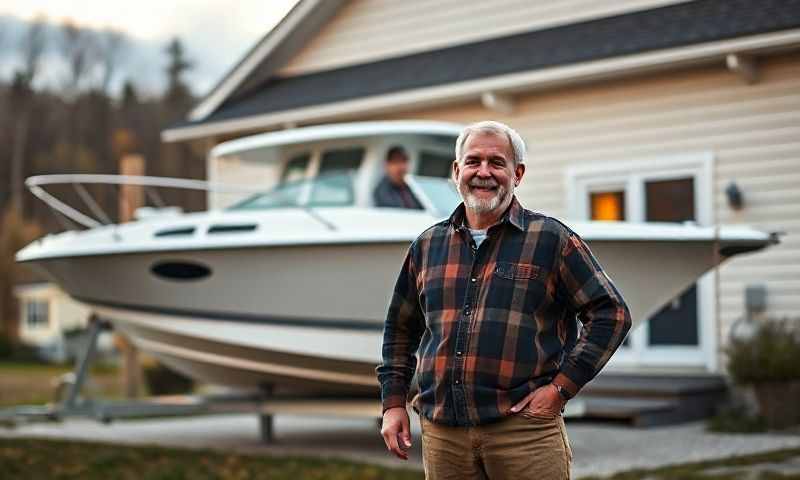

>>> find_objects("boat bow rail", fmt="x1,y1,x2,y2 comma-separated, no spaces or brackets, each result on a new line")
25,173,267,230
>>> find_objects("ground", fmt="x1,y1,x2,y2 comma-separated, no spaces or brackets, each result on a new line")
2,362,800,479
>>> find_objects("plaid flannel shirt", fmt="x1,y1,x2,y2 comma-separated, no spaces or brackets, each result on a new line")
376,195,632,426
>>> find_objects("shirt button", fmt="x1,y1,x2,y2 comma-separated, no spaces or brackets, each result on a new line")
456,351,463,356
455,380,461,384
471,277,477,283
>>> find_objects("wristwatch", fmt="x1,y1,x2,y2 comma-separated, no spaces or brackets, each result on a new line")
551,382,573,401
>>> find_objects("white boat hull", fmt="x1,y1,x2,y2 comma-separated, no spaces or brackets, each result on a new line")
23,227,774,391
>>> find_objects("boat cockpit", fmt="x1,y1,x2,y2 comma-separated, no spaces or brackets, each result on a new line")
207,121,464,218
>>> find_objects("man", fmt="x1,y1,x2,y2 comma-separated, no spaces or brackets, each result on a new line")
376,120,632,479
373,145,424,209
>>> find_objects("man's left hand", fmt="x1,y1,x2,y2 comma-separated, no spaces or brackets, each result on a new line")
509,383,565,416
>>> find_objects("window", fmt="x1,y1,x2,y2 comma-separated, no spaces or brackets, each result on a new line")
25,300,49,329
317,147,364,175
417,151,454,178
590,190,626,221
310,147,364,206
280,153,310,184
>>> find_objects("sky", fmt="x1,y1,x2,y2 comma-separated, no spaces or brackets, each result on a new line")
0,0,299,96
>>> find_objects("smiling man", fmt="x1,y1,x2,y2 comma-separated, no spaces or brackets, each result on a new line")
377,120,632,479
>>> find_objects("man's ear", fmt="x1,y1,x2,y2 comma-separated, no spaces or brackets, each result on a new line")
513,162,526,186
451,159,460,182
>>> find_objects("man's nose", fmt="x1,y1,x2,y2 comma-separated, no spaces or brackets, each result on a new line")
476,161,492,177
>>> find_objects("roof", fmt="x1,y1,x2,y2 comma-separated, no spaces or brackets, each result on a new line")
209,120,463,157
166,0,800,139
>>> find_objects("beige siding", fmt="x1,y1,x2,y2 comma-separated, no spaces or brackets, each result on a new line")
370,52,800,373
280,0,687,75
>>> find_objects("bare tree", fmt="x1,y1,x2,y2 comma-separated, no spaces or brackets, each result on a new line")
60,19,99,97
97,27,128,95
9,14,48,215
17,14,47,89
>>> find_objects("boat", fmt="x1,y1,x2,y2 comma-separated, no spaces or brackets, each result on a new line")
16,121,780,395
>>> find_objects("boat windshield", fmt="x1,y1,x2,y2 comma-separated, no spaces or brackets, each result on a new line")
225,173,462,216
226,172,357,211
405,175,462,217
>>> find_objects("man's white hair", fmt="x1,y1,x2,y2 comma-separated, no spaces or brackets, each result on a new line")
454,120,526,166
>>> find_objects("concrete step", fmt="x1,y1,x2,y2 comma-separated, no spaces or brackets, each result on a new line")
570,372,730,427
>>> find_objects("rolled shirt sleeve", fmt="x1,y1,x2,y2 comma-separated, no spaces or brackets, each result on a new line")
375,245,426,413
553,231,633,396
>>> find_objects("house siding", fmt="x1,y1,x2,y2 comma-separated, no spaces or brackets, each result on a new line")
368,52,800,375
279,0,687,76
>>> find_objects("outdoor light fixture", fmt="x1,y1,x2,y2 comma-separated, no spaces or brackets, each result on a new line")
725,181,744,210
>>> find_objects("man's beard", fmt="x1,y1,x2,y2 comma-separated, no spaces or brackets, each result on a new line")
458,176,514,214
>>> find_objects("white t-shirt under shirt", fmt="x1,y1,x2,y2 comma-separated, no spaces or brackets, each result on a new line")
468,227,488,248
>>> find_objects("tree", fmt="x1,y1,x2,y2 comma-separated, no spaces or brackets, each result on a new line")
97,28,128,95
0,206,43,344
60,19,99,98
163,37,194,119
9,14,48,216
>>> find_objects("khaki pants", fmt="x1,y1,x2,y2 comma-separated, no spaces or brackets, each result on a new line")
419,410,573,480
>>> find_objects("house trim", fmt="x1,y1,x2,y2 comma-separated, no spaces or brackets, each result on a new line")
187,0,346,122
164,29,800,142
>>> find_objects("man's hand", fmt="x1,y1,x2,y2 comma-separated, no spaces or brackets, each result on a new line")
380,406,412,460
509,383,565,416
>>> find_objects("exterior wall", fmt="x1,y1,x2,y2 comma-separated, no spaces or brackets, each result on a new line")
279,0,686,75
367,52,800,375
15,283,94,360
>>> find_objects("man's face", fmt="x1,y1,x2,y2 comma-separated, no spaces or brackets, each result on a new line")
453,131,525,215
386,153,410,185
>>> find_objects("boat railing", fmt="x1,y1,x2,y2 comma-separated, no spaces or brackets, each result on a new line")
25,174,266,230
26,172,462,231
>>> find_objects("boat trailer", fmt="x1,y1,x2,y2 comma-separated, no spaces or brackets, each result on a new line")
0,314,389,443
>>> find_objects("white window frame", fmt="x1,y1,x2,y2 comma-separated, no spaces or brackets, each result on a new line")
565,152,717,371
25,299,50,329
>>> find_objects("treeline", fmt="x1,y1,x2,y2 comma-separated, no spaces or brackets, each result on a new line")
0,16,208,343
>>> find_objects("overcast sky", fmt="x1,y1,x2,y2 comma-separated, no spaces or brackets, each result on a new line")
0,0,299,97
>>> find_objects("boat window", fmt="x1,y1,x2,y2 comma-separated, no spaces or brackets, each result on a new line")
406,176,462,217
281,153,310,184
225,172,356,211
309,147,363,205
154,226,196,238
317,147,364,174
207,224,258,234
417,151,454,178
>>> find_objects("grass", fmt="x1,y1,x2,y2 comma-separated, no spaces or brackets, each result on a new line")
0,437,424,480
1,438,799,480
578,447,800,480
0,360,124,408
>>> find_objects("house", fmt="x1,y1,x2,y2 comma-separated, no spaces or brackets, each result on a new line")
161,0,800,425
14,282,114,363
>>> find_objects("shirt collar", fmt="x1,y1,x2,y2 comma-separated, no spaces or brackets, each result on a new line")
448,195,527,233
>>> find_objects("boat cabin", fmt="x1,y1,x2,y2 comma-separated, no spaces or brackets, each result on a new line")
207,121,463,213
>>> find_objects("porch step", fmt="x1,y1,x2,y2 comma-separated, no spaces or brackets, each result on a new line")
570,372,729,427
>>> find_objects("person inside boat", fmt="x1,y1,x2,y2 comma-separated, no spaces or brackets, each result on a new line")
373,146,424,210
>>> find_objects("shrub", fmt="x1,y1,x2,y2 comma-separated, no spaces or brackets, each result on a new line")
724,317,800,384
0,335,13,359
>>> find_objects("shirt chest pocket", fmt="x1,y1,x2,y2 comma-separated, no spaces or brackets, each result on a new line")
491,261,550,314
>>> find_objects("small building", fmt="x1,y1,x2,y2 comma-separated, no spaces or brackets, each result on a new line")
161,0,800,424
14,282,114,363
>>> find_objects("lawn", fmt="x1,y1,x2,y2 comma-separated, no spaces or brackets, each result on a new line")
0,437,423,480
0,361,123,408
579,447,800,480
1,437,799,480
